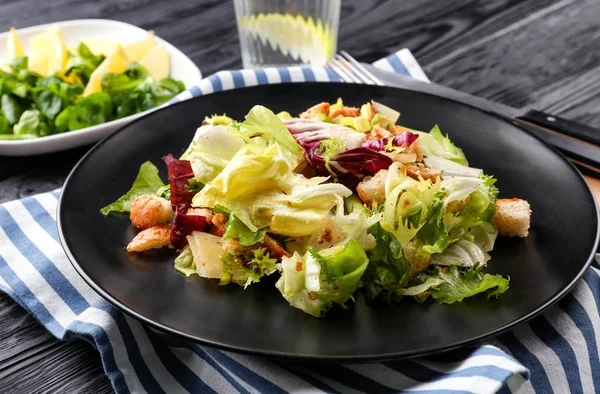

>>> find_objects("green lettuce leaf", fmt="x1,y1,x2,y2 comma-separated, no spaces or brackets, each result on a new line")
100,161,166,215
409,125,468,165
185,124,245,182
174,246,196,276
223,213,266,246
416,194,448,255
444,175,499,245
414,265,509,304
431,238,490,267
233,105,303,169
394,277,445,297
276,240,368,317
381,170,442,244
362,223,411,302
430,125,467,163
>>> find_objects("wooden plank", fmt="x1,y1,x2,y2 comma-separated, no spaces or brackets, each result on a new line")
0,0,599,393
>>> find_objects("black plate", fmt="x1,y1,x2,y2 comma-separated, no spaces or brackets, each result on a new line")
58,83,599,362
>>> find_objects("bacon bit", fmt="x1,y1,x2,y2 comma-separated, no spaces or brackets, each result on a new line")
441,267,448,273
391,125,409,135
299,102,330,119
406,164,442,183
209,213,228,237
187,208,214,222
263,235,291,259
407,140,424,162
307,292,317,300
329,106,360,118
367,103,379,120
296,261,303,272
323,228,333,243
420,291,431,297
367,124,393,140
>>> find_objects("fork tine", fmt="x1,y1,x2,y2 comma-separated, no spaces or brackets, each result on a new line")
327,58,357,83
333,55,369,84
335,54,373,85
340,51,385,86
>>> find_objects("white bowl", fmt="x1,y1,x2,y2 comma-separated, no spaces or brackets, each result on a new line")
0,19,202,156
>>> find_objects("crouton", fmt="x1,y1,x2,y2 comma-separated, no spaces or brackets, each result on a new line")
357,169,387,207
130,195,173,229
406,164,441,183
127,224,172,252
494,198,531,238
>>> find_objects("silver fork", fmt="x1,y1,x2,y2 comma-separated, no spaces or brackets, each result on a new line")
327,51,385,85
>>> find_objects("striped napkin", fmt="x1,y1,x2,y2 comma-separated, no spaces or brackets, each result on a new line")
1,49,599,394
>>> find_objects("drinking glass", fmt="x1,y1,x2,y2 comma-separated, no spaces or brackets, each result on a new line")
233,0,341,68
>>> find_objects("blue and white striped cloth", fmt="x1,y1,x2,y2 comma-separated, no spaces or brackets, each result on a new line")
1,49,599,394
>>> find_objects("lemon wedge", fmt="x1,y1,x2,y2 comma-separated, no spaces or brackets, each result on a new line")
123,31,156,62
83,44,130,96
70,38,119,56
28,27,69,76
29,31,52,75
6,27,25,62
238,13,336,65
47,29,69,75
140,42,170,79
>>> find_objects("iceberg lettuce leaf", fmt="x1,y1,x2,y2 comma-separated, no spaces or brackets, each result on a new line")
235,105,303,169
193,144,352,237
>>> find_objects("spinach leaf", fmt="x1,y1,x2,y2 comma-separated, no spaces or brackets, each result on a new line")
0,113,11,134
1,94,27,125
55,107,71,133
11,82,29,98
65,43,105,85
67,92,112,131
34,90,63,120
14,109,50,137
8,56,28,73
16,68,42,85
124,62,150,80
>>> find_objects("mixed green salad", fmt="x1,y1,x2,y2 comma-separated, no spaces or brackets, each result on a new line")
0,54,184,139
102,99,529,317
1,27,184,140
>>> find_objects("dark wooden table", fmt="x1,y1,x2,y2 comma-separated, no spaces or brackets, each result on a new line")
2,0,600,392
